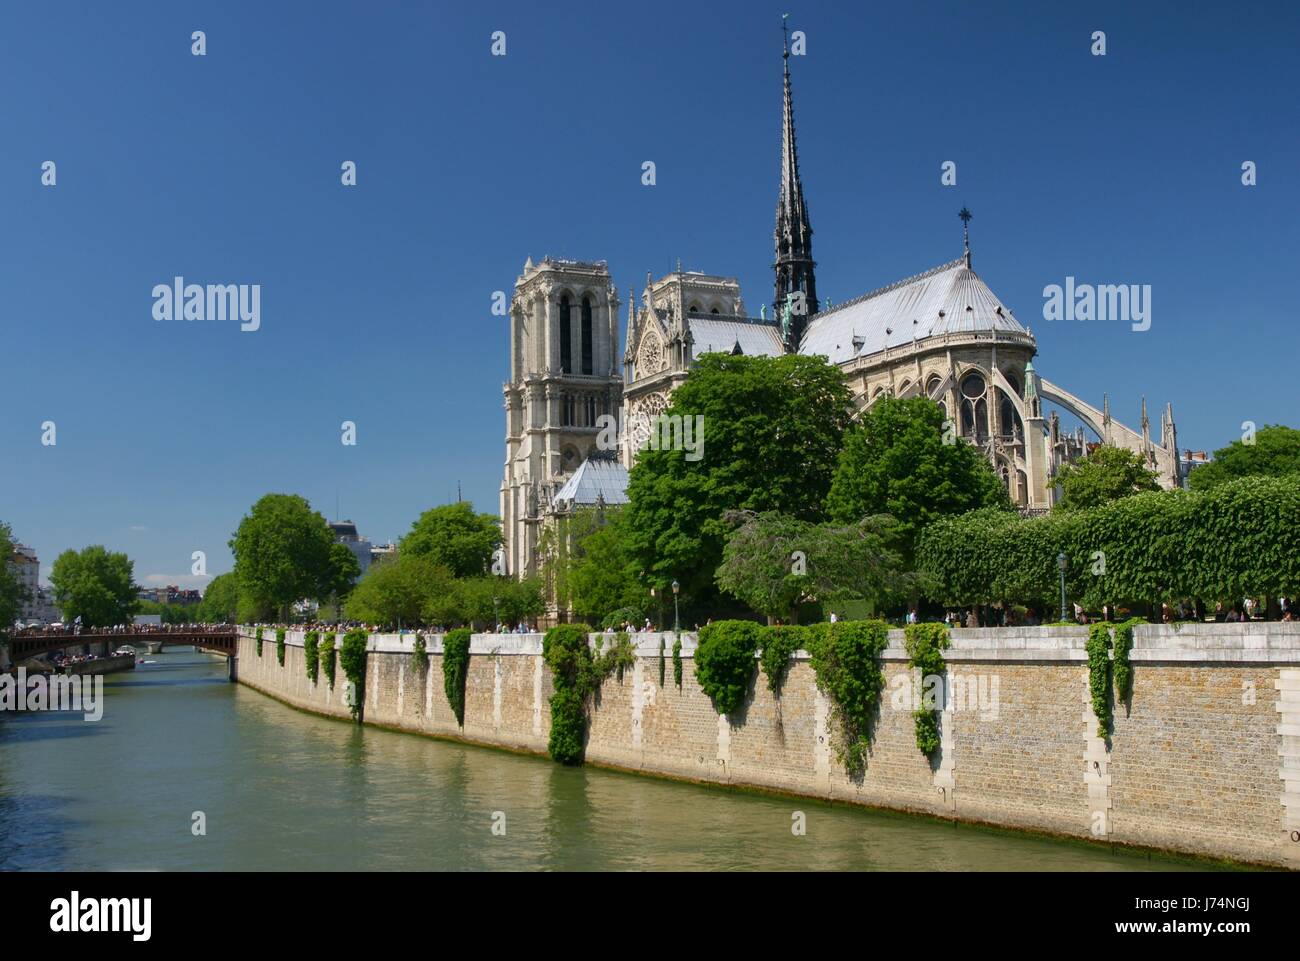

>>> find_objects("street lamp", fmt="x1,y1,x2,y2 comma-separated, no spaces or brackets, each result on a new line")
672,580,680,634
1057,552,1068,623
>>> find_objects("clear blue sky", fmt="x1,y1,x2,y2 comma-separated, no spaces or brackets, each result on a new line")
2,1,1297,590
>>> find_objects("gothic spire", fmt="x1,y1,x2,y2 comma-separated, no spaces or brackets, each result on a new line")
773,15,818,347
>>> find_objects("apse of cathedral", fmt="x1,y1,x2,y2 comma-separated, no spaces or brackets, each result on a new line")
500,28,1180,586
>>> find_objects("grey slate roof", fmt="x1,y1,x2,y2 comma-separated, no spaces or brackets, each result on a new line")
551,456,629,509
798,259,1031,365
688,316,785,357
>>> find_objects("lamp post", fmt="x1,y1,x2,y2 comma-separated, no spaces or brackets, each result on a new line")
672,580,680,634
1057,552,1068,623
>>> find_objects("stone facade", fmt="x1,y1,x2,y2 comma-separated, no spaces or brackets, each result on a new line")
235,622,1300,868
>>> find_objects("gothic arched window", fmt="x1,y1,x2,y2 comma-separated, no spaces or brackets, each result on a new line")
584,395,597,426
559,295,573,373
926,374,942,397
581,296,594,375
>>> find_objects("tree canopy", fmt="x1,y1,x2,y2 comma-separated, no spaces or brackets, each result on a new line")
399,502,501,578
1188,424,1300,490
826,395,1010,563
49,545,138,627
1053,444,1160,511
1,522,29,634
561,509,649,626
623,353,853,605
917,474,1300,611
714,510,910,622
196,571,240,623
229,494,335,619
344,553,453,628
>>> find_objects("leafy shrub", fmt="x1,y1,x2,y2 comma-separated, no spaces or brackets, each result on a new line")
808,620,889,777
442,627,472,727
758,624,809,696
694,620,761,716
903,623,950,757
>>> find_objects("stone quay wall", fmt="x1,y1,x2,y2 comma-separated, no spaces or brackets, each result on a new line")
233,623,1300,868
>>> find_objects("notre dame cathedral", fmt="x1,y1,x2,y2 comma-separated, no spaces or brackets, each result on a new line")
499,29,1181,594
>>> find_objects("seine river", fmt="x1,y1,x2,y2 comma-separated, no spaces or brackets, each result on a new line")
0,649,1223,871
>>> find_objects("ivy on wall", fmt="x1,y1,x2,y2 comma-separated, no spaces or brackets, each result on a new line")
695,620,761,716
658,635,666,687
1087,618,1143,737
1086,623,1113,737
275,628,286,667
758,624,809,697
442,627,472,727
256,627,264,658
543,624,599,765
1112,618,1139,707
903,623,951,757
304,630,320,685
413,633,428,672
672,635,682,689
605,632,635,683
320,633,336,689
807,620,889,778
340,629,368,721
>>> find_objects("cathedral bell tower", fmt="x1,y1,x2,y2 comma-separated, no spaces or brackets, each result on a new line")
773,18,819,349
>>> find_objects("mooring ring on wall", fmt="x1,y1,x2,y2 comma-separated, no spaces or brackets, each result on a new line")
1291,830,1300,843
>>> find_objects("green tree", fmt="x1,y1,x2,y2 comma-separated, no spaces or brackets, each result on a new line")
1,523,30,637
399,502,501,578
1188,425,1300,490
344,553,452,628
715,510,911,622
229,494,335,621
197,572,240,623
566,509,649,625
319,543,361,604
826,395,1009,565
1054,445,1160,511
49,545,138,627
624,353,853,606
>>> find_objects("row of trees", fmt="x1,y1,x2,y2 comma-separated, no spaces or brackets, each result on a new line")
916,473,1300,614
221,494,543,630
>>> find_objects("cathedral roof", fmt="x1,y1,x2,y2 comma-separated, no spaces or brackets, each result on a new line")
551,455,629,511
687,316,784,358
798,259,1032,365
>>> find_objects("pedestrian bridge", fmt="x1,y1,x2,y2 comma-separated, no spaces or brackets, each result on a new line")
6,626,238,662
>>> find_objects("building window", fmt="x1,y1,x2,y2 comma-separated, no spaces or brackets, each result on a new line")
560,295,572,373
584,395,597,426
562,392,576,426
581,296,594,375
926,374,942,397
